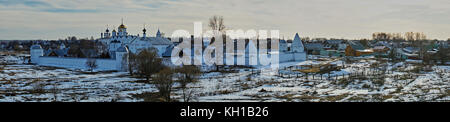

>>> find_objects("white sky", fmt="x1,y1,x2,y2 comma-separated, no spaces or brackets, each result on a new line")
0,0,449,40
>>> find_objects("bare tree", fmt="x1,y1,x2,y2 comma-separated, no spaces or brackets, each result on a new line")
154,68,174,102
372,32,389,41
405,32,427,42
51,83,59,102
176,65,201,102
373,32,405,42
209,15,226,33
136,48,164,81
405,32,415,42
123,52,137,76
86,58,97,72
436,48,450,65
208,16,227,71
0,59,5,71
388,48,396,62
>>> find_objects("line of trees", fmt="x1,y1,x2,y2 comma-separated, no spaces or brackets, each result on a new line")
124,48,201,102
372,32,427,42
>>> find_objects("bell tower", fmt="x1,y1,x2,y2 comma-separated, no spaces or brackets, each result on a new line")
142,24,147,38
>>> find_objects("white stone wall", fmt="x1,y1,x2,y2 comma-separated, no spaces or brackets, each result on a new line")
279,53,307,63
30,49,43,64
38,57,119,71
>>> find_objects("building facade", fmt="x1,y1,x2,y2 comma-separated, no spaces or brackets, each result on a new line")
99,22,173,56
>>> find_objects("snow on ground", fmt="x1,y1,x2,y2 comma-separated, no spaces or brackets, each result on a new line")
0,65,156,102
194,57,449,102
0,55,449,102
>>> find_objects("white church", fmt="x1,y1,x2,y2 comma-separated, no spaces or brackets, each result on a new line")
30,21,174,71
99,21,173,56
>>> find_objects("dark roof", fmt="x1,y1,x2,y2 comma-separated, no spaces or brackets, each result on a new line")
374,41,391,48
31,45,42,49
44,48,68,57
348,41,365,50
162,45,174,57
403,47,419,53
305,43,323,50
326,40,343,44
44,50,52,56
141,37,173,45
56,49,67,57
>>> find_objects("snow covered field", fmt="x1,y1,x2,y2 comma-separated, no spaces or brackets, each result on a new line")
0,55,448,102
195,61,449,102
0,65,157,102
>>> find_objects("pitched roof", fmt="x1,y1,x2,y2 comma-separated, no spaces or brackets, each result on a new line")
44,49,68,57
348,41,365,50
305,43,323,50
162,45,174,57
374,41,392,48
31,45,42,49
292,33,305,52
142,37,173,45
373,46,387,50
403,47,419,53
294,33,301,42
326,40,343,44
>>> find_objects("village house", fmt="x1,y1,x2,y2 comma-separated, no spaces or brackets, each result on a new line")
324,40,343,49
396,47,419,60
305,43,323,55
372,46,390,56
345,41,373,57
319,40,346,57
437,41,449,48
320,49,345,57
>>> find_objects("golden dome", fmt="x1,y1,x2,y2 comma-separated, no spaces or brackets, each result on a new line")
119,24,127,29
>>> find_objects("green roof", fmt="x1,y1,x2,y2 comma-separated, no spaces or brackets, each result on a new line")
348,41,365,50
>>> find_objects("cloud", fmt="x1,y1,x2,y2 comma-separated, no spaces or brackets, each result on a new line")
0,0,99,13
42,8,98,13
0,0,449,40
0,0,49,7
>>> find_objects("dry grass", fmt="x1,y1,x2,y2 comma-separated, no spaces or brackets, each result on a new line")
321,94,349,102
276,94,321,102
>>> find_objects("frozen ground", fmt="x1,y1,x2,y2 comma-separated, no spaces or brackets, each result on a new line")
0,56,449,102
0,65,156,102
194,57,449,102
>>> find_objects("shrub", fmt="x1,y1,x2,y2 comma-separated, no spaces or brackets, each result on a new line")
337,79,351,86
372,79,385,86
246,76,252,81
175,65,201,102
32,80,45,94
153,68,174,102
85,58,97,72
362,84,371,89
